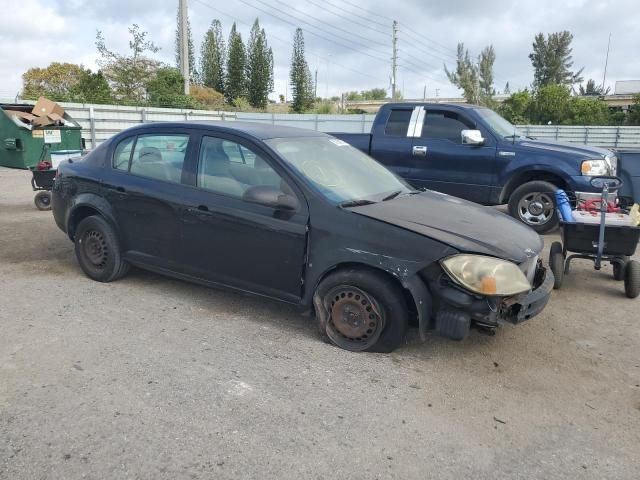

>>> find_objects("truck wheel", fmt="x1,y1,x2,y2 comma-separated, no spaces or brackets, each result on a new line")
313,268,408,353
34,191,52,211
74,215,130,283
508,181,559,234
623,260,640,299
549,241,564,289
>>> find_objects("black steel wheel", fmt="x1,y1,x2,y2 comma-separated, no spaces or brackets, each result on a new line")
624,260,640,299
34,191,52,211
74,215,129,282
549,241,564,289
314,268,408,353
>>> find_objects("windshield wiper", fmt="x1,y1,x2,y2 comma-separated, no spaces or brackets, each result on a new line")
339,199,377,208
381,190,403,201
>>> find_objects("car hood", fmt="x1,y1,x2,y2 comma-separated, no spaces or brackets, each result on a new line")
349,191,543,263
517,138,612,158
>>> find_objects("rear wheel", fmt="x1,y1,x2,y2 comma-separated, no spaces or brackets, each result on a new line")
613,257,629,281
549,241,565,289
74,215,129,282
624,260,640,299
34,191,52,211
508,181,560,234
314,268,408,353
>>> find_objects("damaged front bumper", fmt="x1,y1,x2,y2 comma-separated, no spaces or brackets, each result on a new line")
404,262,554,341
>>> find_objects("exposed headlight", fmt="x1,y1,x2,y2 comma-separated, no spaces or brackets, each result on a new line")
440,254,531,296
581,159,612,176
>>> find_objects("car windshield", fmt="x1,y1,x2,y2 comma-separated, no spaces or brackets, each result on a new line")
475,108,523,138
265,136,413,205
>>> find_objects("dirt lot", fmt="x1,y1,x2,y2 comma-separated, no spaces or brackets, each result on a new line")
1,166,639,480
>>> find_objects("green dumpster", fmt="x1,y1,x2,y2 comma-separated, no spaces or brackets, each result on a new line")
0,103,83,169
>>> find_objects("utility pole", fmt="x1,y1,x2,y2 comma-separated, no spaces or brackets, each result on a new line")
423,84,426,101
602,32,612,91
391,20,398,100
178,0,190,95
314,69,318,99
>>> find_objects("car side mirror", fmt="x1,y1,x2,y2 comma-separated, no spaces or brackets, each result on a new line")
461,129,485,145
242,185,298,211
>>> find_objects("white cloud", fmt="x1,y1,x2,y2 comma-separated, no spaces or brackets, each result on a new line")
1,0,638,100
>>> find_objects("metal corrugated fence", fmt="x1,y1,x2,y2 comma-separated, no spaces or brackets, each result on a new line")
7,101,639,149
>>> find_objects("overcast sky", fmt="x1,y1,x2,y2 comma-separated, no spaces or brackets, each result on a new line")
1,0,638,102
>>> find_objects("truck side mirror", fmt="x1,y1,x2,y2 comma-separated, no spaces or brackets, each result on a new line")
461,129,485,145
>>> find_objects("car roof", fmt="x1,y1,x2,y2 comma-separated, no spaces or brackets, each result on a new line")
131,120,329,140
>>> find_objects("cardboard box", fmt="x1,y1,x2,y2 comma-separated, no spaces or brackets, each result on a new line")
31,96,65,118
5,110,37,123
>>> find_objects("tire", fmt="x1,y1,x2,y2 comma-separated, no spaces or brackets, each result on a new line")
508,181,560,234
34,191,52,211
74,215,130,283
623,260,640,299
549,241,565,289
313,268,408,353
613,257,629,281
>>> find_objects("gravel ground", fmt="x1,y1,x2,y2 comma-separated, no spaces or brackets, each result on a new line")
1,166,639,480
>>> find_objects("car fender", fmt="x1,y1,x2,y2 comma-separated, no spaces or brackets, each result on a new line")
66,193,119,240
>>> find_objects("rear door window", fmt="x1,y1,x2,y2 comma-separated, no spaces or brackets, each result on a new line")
128,134,189,183
384,109,413,137
421,110,475,143
113,137,135,170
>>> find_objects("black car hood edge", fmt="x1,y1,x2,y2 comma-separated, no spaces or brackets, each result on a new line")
349,191,543,263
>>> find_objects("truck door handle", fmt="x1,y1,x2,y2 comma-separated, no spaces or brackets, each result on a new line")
412,145,428,157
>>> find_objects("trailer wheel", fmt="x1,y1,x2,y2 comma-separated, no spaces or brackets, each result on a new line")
549,242,564,289
624,260,640,299
613,257,629,281
34,191,52,211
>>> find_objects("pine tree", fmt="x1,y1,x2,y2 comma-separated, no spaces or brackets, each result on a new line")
246,20,273,109
174,8,197,81
478,45,496,103
444,43,479,104
290,28,314,112
200,19,226,95
529,31,584,90
503,81,511,95
225,23,247,103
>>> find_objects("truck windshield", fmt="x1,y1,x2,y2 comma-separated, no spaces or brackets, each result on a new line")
265,136,413,205
475,108,523,138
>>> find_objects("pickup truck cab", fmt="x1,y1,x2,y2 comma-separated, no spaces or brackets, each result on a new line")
332,103,619,233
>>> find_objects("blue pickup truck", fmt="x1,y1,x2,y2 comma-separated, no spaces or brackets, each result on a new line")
333,103,628,233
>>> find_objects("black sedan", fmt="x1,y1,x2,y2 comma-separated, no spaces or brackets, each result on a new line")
52,121,553,352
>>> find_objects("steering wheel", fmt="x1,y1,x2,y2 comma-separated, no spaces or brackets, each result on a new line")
590,176,623,191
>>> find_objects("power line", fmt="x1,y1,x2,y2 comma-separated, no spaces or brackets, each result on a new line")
307,0,390,37
329,0,457,56
234,0,391,63
268,0,390,50
192,0,388,84
322,0,390,30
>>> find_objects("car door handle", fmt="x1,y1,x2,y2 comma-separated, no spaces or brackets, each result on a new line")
412,145,428,157
188,205,213,215
116,186,126,193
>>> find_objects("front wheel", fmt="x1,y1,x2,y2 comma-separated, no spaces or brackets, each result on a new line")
613,257,629,281
34,191,52,211
508,181,560,234
74,215,130,283
624,260,640,299
549,241,565,289
313,268,408,353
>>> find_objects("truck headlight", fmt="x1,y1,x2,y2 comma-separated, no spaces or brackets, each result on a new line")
440,254,531,296
581,159,612,176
